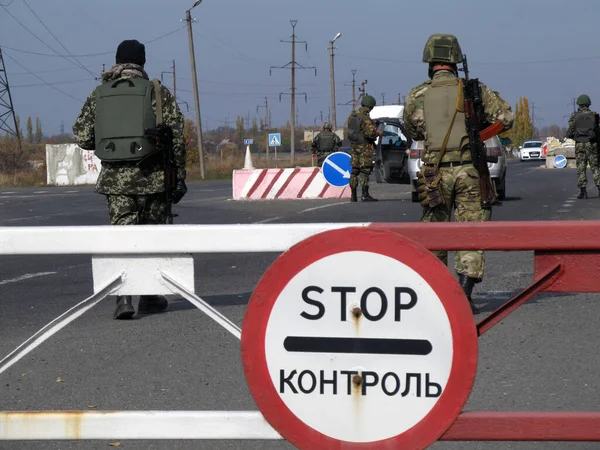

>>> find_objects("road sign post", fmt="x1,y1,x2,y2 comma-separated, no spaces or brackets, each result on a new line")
322,151,352,187
241,228,478,449
268,133,281,167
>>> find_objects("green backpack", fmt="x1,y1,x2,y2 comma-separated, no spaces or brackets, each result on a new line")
94,77,160,161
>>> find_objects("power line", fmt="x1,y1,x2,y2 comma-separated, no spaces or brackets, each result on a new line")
1,4,94,75
336,53,600,66
2,50,84,103
0,25,185,58
0,47,21,148
21,0,97,78
12,78,95,88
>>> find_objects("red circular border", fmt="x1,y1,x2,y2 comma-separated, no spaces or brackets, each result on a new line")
241,227,478,450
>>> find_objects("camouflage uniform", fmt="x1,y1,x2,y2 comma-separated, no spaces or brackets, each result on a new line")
312,127,341,166
348,106,378,188
404,34,513,314
404,70,513,280
73,39,185,321
566,106,600,189
73,63,185,225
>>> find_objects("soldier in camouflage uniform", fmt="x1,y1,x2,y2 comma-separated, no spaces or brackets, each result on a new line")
312,122,341,167
346,95,382,202
566,94,600,199
403,34,514,314
73,40,186,320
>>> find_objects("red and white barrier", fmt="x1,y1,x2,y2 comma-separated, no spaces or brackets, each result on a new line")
232,167,351,201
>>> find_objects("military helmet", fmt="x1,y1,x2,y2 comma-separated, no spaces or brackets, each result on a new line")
422,34,463,64
323,122,332,131
577,94,591,106
361,95,376,108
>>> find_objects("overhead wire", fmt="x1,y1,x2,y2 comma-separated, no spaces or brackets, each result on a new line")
0,25,186,58
1,4,95,75
2,51,84,103
21,0,97,78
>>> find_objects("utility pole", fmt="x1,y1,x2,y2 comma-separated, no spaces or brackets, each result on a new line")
270,20,316,164
357,80,368,106
60,120,64,135
320,110,323,124
185,1,205,179
160,59,177,103
0,47,21,149
381,93,386,106
257,97,270,162
350,70,357,110
329,32,341,130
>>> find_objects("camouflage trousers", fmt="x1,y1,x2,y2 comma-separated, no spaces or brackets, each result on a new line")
349,145,374,188
317,152,332,168
106,193,168,225
420,164,491,280
575,142,600,187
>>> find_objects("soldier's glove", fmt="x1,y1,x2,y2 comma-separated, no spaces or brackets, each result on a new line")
171,179,188,204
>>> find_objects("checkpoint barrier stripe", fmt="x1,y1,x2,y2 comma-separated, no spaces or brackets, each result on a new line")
232,168,351,200
241,227,478,450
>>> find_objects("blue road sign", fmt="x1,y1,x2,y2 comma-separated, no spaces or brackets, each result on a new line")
322,152,352,187
243,139,254,145
268,133,281,147
553,155,567,169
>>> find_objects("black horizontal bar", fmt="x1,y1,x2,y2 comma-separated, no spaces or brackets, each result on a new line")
283,336,432,356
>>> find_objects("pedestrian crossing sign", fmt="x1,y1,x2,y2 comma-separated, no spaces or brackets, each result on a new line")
269,133,281,147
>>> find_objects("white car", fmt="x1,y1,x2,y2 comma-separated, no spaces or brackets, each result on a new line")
519,140,544,161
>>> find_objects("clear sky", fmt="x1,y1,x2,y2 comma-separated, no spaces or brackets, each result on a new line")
1,0,598,137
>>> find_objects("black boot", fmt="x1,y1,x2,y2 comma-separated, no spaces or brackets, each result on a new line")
138,295,169,314
350,186,358,202
361,186,378,202
458,274,480,314
577,187,588,199
114,296,135,320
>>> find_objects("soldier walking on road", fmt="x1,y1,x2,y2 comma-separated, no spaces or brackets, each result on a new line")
566,94,600,199
73,39,187,320
346,95,382,202
403,34,514,314
312,122,341,167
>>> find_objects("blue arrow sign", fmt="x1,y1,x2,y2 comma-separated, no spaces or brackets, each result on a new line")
322,152,352,187
553,155,567,169
268,133,281,147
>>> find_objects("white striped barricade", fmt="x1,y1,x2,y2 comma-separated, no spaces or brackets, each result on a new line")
232,167,351,201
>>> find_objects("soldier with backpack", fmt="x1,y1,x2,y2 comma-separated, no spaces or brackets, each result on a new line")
566,94,600,199
73,39,187,320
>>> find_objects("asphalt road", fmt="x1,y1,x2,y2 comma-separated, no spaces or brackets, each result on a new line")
1,159,600,450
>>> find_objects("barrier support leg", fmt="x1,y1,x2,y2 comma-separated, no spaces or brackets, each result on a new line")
0,273,125,376
160,271,241,340
476,263,562,336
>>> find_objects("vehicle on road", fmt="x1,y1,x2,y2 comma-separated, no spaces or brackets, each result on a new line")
369,105,413,184
408,135,507,202
519,140,545,161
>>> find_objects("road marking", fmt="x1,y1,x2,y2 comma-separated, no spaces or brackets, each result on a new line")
254,216,284,224
556,209,571,213
294,202,347,214
565,200,575,203
0,272,57,286
65,190,79,193
33,191,48,194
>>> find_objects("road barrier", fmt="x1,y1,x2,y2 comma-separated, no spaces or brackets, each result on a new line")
232,167,351,200
1,221,600,448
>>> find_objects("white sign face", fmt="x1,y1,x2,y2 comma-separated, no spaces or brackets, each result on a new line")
264,251,453,443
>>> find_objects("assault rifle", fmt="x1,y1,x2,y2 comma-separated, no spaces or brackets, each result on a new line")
461,54,504,208
145,124,177,224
